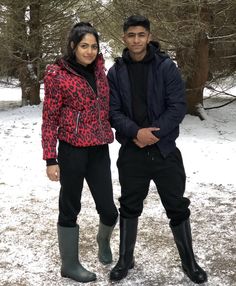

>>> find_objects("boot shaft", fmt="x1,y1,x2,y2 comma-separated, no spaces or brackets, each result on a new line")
109,217,138,281
97,221,116,241
170,219,207,283
57,224,97,282
119,217,138,257
97,220,116,265
170,219,195,262
57,224,79,262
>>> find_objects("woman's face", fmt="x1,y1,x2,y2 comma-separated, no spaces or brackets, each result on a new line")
73,33,98,66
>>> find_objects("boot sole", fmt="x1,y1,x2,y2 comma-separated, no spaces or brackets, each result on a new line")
98,250,112,265
183,268,208,284
61,272,97,283
110,261,135,281
99,258,112,265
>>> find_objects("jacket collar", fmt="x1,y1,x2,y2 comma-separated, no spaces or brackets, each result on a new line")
56,53,106,74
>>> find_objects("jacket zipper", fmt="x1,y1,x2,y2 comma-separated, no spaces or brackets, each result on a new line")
75,112,80,134
96,96,105,143
64,64,105,141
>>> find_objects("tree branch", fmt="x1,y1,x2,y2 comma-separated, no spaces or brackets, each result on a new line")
206,85,236,98
204,98,236,110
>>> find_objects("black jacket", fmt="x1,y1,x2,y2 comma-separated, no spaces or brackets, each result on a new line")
107,42,187,157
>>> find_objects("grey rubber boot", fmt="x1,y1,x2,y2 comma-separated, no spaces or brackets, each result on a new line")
170,219,207,284
96,220,116,264
57,224,97,283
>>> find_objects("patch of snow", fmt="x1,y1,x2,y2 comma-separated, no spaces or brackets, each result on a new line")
0,83,235,286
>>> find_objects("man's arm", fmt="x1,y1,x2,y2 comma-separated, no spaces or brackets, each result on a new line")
108,65,160,147
151,59,187,139
108,66,140,139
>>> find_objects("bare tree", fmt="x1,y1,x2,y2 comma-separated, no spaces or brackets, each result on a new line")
0,0,91,105
0,1,43,105
1,0,235,112
86,0,236,117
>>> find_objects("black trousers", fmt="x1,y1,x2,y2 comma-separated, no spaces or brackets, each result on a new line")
117,143,190,225
57,140,118,227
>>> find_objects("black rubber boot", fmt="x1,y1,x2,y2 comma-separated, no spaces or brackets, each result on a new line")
57,224,97,283
170,219,207,284
97,220,116,264
110,217,138,281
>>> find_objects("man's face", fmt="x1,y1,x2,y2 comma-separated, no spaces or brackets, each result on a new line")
123,26,151,56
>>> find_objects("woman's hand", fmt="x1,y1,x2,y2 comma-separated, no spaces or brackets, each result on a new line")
46,165,60,181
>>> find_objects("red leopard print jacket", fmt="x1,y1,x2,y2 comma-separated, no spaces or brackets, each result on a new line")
42,54,114,160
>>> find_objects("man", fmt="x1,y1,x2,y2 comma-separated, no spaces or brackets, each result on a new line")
107,15,207,284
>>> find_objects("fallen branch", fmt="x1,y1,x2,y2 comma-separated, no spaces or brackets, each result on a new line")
204,98,236,110
206,85,236,98
204,85,236,110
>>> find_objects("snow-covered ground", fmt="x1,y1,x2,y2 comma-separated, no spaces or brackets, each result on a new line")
0,83,235,286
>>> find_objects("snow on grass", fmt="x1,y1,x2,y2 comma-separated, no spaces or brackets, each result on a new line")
0,85,235,286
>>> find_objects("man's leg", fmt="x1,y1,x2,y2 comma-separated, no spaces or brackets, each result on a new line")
152,147,207,284
110,144,151,281
152,147,190,225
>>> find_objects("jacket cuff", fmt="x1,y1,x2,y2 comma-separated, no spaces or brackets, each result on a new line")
46,158,58,166
131,126,140,139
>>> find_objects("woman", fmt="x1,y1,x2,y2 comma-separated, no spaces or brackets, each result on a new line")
42,22,118,283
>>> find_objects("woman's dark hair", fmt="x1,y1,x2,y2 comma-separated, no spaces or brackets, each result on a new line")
123,15,150,32
66,22,99,60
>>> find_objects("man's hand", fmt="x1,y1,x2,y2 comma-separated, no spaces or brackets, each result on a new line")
135,127,160,147
46,165,60,181
133,138,147,148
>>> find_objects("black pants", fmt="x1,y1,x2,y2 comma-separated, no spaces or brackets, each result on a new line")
117,143,190,225
57,141,118,227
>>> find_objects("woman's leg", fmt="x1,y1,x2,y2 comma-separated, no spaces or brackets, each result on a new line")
58,141,87,227
85,144,118,226
85,145,118,264
57,141,96,282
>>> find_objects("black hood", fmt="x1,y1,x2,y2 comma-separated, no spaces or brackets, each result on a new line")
149,41,161,53
149,41,169,60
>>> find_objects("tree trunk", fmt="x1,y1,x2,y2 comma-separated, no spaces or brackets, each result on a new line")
27,2,41,105
18,63,40,106
176,32,209,118
176,2,211,118
185,34,209,117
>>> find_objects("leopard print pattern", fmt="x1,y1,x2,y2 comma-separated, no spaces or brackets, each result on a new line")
42,54,114,160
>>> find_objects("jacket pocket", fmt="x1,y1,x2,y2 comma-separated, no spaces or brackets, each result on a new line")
59,107,82,133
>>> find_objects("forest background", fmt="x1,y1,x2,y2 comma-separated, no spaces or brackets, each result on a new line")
0,0,236,117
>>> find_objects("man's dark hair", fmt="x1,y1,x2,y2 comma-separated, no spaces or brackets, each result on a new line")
123,15,150,32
